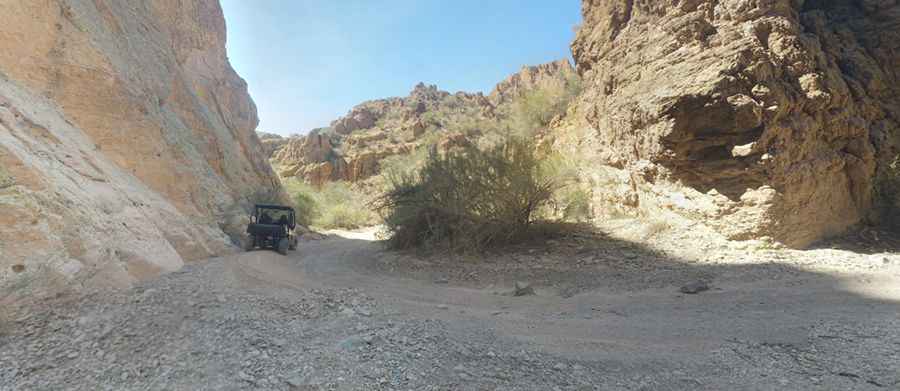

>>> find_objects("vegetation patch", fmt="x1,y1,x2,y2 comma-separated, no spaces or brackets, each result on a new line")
283,180,377,229
0,164,15,189
506,74,581,137
376,137,570,252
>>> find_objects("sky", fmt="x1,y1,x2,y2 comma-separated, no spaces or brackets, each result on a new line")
220,0,581,136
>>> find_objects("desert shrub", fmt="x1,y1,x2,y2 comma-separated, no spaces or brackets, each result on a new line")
376,137,560,252
534,151,593,222
292,190,318,227
315,182,373,228
283,179,376,229
0,164,14,189
379,149,428,187
559,187,593,222
507,75,581,137
316,202,372,229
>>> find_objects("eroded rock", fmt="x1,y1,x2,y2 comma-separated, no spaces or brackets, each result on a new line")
569,0,900,247
0,0,285,307
271,61,579,185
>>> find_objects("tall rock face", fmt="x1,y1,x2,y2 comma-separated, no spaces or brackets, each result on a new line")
570,0,899,247
273,61,579,185
0,0,282,306
273,83,481,184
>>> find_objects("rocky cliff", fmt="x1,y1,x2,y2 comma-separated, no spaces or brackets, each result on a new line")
0,0,282,306
257,131,289,158
568,0,899,247
273,61,578,185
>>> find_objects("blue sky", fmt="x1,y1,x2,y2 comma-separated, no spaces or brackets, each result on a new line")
221,1,581,136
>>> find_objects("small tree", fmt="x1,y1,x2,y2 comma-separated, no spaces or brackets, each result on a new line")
377,137,559,252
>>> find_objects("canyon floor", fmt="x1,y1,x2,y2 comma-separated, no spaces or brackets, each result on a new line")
2,222,900,390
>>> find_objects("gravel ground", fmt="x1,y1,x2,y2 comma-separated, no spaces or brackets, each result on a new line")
2,224,899,390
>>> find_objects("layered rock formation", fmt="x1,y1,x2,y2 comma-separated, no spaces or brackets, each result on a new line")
257,131,289,158
489,59,577,105
274,61,578,185
570,0,899,247
0,0,282,306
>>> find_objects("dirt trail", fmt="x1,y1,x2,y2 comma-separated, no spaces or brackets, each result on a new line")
2,228,900,390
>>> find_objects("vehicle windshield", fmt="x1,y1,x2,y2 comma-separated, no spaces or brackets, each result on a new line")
257,208,292,225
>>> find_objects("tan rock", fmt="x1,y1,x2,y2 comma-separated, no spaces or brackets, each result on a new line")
489,59,578,106
0,0,284,306
272,61,578,185
569,0,899,247
257,132,289,158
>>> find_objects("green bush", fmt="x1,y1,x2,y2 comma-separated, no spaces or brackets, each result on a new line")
316,202,372,229
376,137,560,252
559,187,593,222
283,179,376,229
538,152,592,222
0,164,14,189
292,190,318,227
507,75,581,137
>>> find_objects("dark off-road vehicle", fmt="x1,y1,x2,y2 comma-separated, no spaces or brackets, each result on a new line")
246,204,298,255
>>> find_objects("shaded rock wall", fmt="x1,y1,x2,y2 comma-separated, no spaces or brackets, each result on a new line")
571,0,899,247
0,0,283,305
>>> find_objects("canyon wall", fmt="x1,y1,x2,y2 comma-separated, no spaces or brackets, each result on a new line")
273,61,578,185
0,0,282,307
570,0,900,247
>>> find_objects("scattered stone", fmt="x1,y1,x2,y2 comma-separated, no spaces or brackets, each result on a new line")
238,371,256,383
285,374,308,387
679,281,710,294
514,281,535,297
338,336,368,351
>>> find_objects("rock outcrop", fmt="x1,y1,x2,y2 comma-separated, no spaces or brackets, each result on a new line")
257,132,290,158
274,62,579,185
0,0,283,306
489,59,577,105
570,0,900,247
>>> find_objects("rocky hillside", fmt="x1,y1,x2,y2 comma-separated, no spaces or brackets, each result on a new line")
567,0,900,247
0,0,282,307
257,131,289,158
272,60,578,185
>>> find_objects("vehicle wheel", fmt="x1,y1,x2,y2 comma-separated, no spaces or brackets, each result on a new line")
276,238,289,255
245,236,256,251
